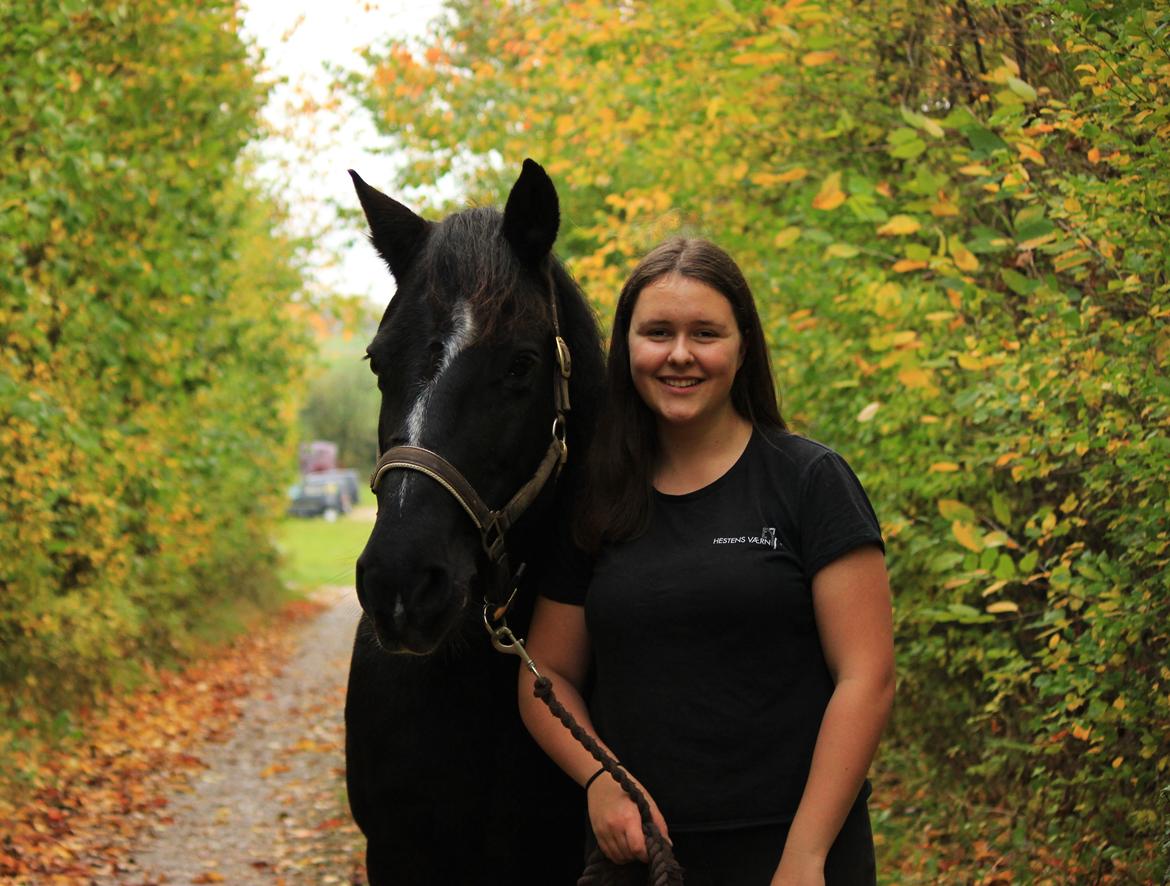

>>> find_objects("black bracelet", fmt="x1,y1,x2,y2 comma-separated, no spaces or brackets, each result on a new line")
584,766,609,791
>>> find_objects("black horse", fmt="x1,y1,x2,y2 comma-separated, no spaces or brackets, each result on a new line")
345,160,604,885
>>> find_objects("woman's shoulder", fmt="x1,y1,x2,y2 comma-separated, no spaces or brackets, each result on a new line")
754,424,842,472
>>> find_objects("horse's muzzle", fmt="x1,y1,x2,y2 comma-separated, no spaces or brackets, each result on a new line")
355,555,469,655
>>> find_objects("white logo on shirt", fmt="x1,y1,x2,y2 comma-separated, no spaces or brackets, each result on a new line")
711,527,780,550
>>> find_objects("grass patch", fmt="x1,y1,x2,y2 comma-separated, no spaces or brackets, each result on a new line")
275,513,373,591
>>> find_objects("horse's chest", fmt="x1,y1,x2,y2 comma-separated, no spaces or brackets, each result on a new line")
350,633,524,769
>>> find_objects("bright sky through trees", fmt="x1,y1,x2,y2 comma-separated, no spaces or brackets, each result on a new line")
241,0,444,305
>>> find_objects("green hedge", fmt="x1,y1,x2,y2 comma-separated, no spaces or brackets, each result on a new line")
0,2,309,719
350,0,1170,877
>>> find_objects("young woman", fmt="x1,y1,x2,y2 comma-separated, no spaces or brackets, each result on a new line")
518,238,895,886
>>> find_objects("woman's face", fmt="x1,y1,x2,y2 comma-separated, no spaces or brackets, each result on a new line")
627,273,745,430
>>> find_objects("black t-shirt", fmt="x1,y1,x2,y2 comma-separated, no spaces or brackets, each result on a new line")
540,427,884,831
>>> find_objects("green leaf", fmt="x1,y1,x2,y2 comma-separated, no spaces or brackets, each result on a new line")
994,553,1018,580
991,492,1012,525
1000,268,1038,295
964,125,1009,154
967,226,1011,253
1007,76,1038,102
889,137,926,159
1015,217,1056,242
899,106,945,137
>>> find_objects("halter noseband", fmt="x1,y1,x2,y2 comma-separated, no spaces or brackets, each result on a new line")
366,266,571,615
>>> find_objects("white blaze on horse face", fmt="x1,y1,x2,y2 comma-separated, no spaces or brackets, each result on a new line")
398,301,477,509
406,301,477,444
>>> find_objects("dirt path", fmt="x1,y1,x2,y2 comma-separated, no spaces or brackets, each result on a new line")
101,587,368,886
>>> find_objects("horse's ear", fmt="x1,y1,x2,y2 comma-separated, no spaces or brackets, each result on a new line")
502,159,559,265
349,169,429,281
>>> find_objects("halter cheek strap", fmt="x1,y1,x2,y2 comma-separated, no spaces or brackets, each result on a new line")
368,427,566,567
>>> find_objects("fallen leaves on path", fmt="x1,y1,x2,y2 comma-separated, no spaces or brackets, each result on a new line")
0,599,333,883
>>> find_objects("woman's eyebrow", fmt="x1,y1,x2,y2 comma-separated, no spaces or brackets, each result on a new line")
635,316,729,327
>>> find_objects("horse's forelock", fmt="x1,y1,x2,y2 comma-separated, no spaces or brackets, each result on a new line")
420,208,551,342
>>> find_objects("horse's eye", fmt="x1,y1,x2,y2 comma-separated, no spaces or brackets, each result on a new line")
507,354,536,378
366,353,379,375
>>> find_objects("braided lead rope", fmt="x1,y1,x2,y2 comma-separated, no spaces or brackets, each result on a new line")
485,616,684,884
531,676,685,886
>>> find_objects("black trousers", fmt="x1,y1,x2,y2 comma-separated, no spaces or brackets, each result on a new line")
586,794,876,886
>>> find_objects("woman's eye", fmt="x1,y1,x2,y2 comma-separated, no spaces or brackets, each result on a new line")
366,354,379,374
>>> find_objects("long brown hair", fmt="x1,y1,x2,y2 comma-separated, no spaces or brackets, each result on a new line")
575,238,785,552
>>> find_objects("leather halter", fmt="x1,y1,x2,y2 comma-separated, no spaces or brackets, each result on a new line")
367,266,572,614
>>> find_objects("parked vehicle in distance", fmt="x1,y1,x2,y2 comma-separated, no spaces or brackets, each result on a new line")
300,440,339,475
287,468,360,520
311,468,361,509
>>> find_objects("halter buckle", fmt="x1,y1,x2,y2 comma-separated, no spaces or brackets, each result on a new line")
554,336,572,380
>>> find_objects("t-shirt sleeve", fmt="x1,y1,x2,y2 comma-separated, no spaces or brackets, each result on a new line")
798,450,885,581
532,515,594,606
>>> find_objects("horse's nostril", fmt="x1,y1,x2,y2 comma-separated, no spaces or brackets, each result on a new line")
425,566,447,593
392,597,407,631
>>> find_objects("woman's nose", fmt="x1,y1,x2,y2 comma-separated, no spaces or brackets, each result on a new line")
667,334,694,365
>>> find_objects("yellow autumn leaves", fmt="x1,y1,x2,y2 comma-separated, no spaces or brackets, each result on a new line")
1,0,307,718
751,167,809,187
810,172,982,272
937,498,1023,615
876,215,921,236
811,171,847,210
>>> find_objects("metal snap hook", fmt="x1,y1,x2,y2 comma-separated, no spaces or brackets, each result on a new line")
482,604,542,678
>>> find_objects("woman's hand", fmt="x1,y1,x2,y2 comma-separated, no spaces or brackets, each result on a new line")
586,769,670,865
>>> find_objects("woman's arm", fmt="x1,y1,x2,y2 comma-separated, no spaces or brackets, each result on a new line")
518,596,670,864
772,544,895,886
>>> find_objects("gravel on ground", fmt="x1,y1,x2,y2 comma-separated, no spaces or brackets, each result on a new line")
96,586,367,886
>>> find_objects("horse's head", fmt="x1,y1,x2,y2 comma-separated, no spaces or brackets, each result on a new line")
351,160,591,655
